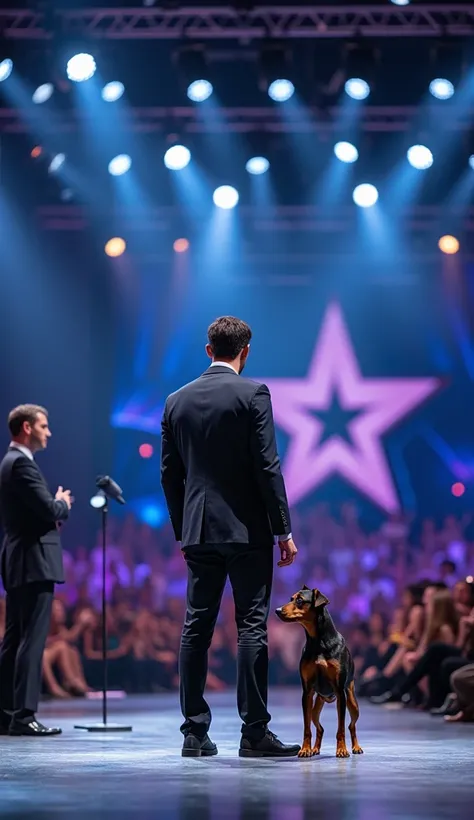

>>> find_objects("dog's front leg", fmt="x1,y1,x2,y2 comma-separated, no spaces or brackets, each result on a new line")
335,688,350,758
298,688,314,758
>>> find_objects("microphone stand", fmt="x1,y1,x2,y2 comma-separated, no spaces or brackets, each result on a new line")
75,494,132,733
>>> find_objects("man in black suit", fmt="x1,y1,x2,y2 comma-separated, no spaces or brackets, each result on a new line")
161,316,300,758
0,404,73,736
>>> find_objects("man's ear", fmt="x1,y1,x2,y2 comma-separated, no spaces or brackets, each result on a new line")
311,589,330,609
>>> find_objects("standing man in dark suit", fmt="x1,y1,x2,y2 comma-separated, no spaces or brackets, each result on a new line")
0,404,73,736
161,316,300,758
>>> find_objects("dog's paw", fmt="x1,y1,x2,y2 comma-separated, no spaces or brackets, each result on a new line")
298,747,314,758
311,747,321,756
352,746,364,755
336,747,350,759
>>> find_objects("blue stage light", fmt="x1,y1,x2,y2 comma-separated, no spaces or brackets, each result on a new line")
187,79,213,102
268,79,295,102
213,186,239,209
67,53,96,83
246,157,270,175
334,142,359,164
108,154,132,176
164,145,191,170
32,83,54,104
353,184,379,208
102,81,125,102
407,145,433,170
345,78,370,100
429,79,455,100
0,58,13,83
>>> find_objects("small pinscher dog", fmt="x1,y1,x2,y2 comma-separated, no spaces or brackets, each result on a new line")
276,586,363,759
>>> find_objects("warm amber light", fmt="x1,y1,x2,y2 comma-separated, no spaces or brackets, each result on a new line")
31,146,42,159
438,235,459,255
105,237,126,258
173,238,190,253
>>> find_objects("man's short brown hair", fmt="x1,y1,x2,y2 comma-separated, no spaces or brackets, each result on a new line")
207,316,252,360
8,404,48,437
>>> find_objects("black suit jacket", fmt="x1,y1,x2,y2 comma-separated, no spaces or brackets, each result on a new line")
161,365,291,547
0,448,69,590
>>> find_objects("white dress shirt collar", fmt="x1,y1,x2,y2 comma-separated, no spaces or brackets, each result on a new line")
9,442,34,461
210,361,239,375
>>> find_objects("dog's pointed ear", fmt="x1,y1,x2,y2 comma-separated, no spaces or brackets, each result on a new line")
302,584,310,591
311,589,330,608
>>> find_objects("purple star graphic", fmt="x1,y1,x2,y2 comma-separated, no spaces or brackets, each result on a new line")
259,303,440,513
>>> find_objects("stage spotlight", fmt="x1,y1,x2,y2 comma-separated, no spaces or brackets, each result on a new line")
139,443,154,459
469,155,474,170
390,0,411,5
353,184,378,208
345,78,370,101
31,146,43,159
439,235,459,255
429,78,455,100
105,237,126,257
108,154,132,176
407,145,433,170
187,79,213,102
66,53,96,83
259,43,294,101
32,83,54,104
90,492,107,509
452,482,465,498
48,153,65,174
174,238,190,253
334,142,359,164
164,145,191,170
246,156,270,175
0,58,13,82
102,81,125,102
213,185,239,210
268,79,295,102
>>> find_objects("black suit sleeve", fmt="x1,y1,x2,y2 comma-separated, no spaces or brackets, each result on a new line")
160,405,186,541
249,384,291,537
12,458,69,523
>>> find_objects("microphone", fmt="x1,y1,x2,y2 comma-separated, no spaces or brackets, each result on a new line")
96,475,126,505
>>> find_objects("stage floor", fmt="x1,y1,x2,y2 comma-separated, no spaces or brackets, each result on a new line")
0,689,472,819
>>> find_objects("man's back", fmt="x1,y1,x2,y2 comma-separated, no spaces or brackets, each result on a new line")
161,365,291,547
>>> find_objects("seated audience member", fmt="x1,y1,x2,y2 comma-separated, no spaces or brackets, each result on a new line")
375,583,426,684
453,580,474,617
82,610,133,690
42,600,93,698
372,591,471,709
445,664,474,723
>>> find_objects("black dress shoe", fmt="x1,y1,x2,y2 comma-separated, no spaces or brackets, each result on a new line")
370,691,410,706
0,709,12,735
430,694,459,717
9,719,62,736
239,730,301,758
182,733,217,757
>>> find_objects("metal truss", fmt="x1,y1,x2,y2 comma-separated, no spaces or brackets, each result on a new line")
36,203,474,232
1,105,473,135
2,5,474,42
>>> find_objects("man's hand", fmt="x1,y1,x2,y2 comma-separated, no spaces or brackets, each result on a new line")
277,537,298,567
55,486,73,510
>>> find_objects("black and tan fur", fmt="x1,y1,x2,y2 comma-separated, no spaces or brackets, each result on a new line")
276,586,363,759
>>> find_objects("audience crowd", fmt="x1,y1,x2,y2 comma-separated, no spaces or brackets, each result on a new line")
0,503,473,721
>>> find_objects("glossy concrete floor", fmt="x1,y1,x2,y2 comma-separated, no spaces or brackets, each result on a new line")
0,690,472,819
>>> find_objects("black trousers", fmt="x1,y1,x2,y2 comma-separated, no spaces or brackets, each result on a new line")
179,543,273,740
398,642,468,707
0,581,54,720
